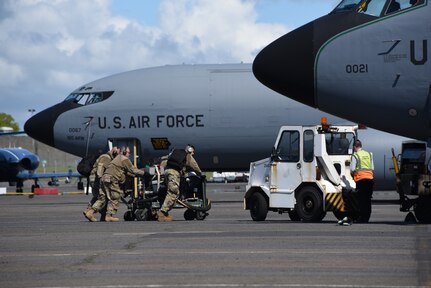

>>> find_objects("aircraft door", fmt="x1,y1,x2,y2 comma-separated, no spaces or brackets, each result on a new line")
108,138,143,196
269,127,303,208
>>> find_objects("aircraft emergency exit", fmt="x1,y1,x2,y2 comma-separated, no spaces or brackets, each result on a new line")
253,0,430,143
25,63,408,189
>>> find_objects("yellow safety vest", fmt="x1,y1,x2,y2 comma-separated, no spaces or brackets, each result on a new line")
352,150,374,181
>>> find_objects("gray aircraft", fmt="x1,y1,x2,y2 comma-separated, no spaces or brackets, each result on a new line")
253,0,430,143
25,63,408,189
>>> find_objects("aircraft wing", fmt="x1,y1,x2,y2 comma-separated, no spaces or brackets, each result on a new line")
16,171,82,179
0,131,26,136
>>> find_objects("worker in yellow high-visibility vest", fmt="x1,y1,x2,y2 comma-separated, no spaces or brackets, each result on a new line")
351,139,375,223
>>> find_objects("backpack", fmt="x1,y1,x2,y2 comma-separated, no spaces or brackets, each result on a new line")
77,154,100,177
166,149,187,171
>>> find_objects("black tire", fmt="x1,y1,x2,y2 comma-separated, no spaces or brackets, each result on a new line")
31,185,39,192
184,209,196,220
414,196,431,223
296,186,326,222
288,209,301,221
135,208,149,221
123,210,135,221
250,192,268,221
196,211,208,221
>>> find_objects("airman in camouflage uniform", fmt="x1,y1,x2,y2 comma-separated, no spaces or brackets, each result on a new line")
158,145,202,222
83,147,118,221
85,147,145,222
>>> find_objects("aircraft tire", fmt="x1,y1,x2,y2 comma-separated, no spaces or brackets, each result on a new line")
296,186,326,222
250,192,268,221
31,185,40,192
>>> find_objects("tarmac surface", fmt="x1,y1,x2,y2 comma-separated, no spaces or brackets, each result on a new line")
0,182,430,288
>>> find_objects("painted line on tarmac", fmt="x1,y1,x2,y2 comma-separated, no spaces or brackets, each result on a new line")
1,191,85,196
0,248,413,258
34,284,430,288
113,231,225,236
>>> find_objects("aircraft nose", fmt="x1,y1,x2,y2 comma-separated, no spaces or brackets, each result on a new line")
24,100,79,147
24,108,56,147
253,22,316,108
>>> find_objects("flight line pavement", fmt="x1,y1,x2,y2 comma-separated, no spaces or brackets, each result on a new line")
0,182,430,288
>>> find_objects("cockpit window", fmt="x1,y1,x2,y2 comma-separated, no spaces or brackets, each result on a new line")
333,0,423,15
333,0,363,12
64,91,114,106
383,0,423,15
357,0,387,16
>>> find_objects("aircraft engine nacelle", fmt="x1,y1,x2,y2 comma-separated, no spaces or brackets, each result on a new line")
19,155,40,171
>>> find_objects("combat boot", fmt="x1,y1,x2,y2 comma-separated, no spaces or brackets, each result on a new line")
105,214,120,222
158,211,173,222
83,207,90,216
84,208,97,222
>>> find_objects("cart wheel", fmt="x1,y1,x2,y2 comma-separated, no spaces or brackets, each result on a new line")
148,209,159,221
124,210,135,221
184,209,196,220
196,211,208,220
135,208,149,221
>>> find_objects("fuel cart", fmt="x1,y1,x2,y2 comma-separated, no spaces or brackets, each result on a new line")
122,165,211,221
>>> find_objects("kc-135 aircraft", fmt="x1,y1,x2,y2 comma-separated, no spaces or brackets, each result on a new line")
253,0,430,143
25,63,408,190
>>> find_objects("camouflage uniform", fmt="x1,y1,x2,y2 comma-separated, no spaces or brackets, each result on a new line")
89,151,115,212
102,154,145,217
160,153,202,214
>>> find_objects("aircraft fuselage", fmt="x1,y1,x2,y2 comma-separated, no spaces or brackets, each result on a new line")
25,64,409,189
253,0,430,142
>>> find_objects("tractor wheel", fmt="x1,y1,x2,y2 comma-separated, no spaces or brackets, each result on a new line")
296,186,326,222
250,192,268,221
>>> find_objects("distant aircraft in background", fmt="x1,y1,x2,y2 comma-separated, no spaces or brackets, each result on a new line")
253,0,430,143
24,63,409,190
0,147,81,192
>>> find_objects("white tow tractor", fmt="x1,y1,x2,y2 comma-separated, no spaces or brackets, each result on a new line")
244,120,359,222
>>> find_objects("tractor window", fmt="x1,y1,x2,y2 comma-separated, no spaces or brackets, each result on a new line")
277,131,300,162
325,133,355,155
303,130,314,162
402,146,426,163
